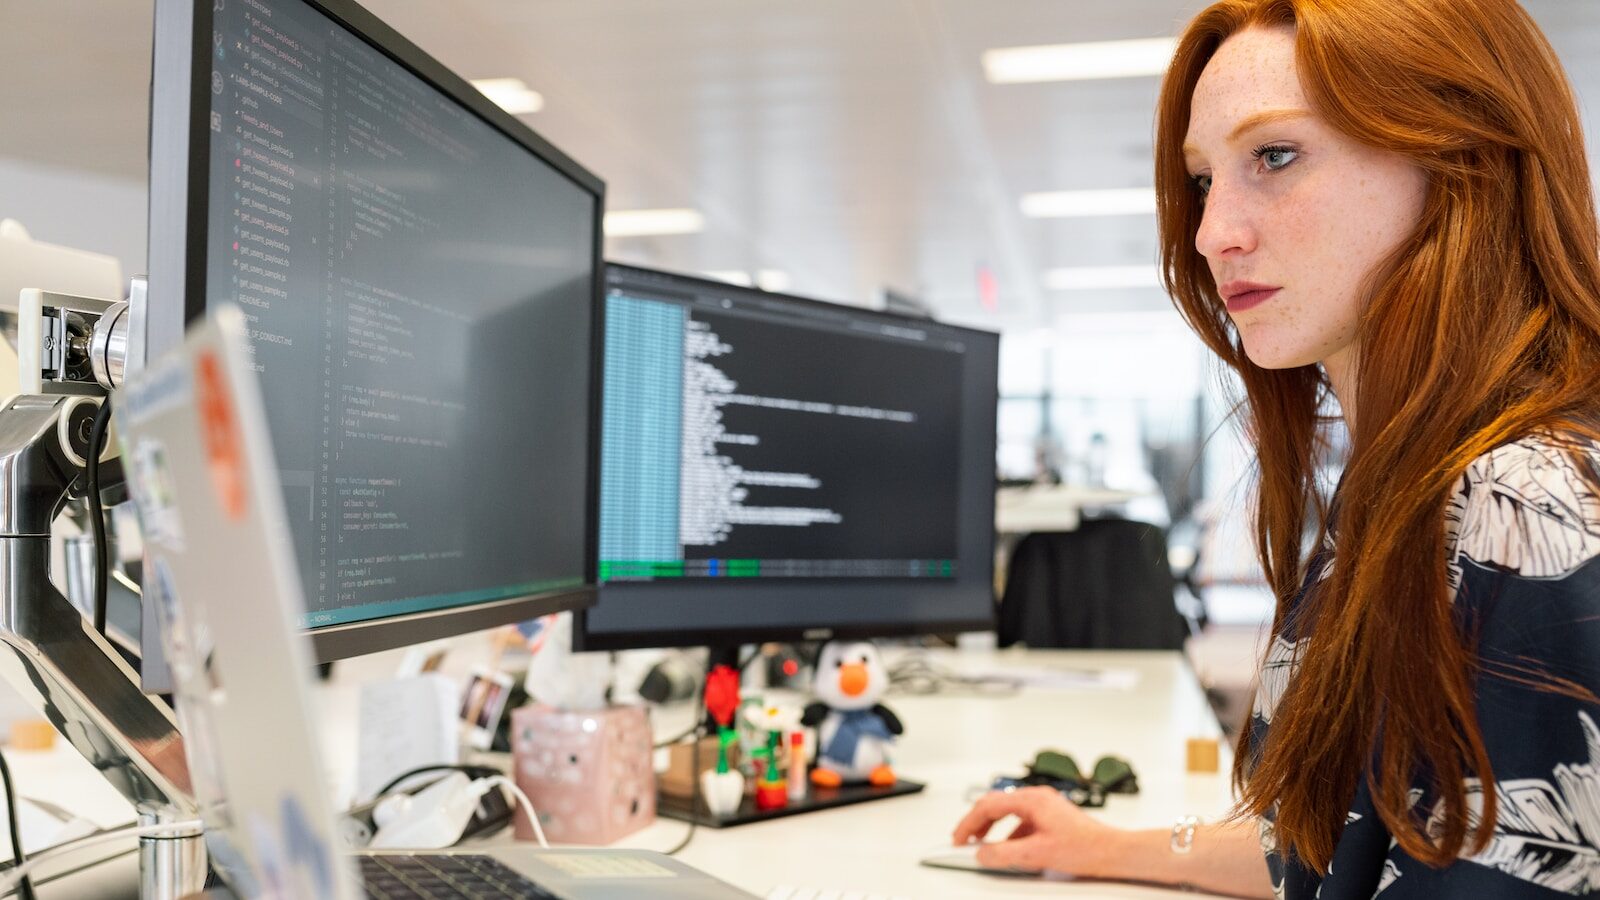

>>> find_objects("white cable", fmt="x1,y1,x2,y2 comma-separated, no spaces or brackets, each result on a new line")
481,776,547,849
0,819,203,894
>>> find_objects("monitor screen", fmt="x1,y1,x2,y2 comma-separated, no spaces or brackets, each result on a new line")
148,0,604,668
579,264,998,650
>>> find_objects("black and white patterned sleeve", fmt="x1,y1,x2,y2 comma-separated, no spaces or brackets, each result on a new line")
1377,436,1600,897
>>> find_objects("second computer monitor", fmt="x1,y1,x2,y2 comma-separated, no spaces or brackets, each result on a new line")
580,264,998,650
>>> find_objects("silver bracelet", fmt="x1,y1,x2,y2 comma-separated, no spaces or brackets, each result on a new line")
1170,815,1201,854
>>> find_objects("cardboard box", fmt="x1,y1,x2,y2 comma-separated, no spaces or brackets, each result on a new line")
658,734,740,799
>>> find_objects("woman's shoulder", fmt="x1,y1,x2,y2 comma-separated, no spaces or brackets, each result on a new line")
1444,430,1600,584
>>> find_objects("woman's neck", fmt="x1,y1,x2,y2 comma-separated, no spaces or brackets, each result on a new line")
1322,344,1358,434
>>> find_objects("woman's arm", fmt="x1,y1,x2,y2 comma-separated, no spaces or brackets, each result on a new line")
1093,819,1272,898
952,786,1273,898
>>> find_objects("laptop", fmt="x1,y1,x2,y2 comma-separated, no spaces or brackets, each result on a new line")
116,306,754,899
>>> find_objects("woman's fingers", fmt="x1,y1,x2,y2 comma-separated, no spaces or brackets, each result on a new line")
976,834,1050,872
950,789,1048,845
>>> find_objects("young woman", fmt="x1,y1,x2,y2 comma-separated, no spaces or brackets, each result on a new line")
953,1,1600,897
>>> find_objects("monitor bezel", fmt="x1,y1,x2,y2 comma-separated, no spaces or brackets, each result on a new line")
575,262,999,652
147,0,605,678
575,616,1001,655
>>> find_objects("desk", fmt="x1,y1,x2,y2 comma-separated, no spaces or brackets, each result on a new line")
614,648,1237,899
996,485,1143,535
6,646,1237,899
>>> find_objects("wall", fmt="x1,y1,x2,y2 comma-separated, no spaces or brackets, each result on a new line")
0,157,147,280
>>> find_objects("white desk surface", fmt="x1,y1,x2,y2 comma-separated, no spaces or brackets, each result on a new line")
614,648,1238,899
6,646,1239,899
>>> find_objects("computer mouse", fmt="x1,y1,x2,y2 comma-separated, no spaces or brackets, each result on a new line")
918,843,1044,877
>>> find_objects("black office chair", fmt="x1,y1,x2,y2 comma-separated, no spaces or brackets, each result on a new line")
997,517,1189,650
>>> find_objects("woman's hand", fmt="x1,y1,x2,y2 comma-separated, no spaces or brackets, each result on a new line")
950,786,1124,876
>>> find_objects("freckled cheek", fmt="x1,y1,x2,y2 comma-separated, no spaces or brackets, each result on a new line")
1264,196,1327,274
1272,174,1361,259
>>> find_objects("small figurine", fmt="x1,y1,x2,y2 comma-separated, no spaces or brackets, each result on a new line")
700,729,743,816
802,641,903,788
743,701,802,809
699,664,744,816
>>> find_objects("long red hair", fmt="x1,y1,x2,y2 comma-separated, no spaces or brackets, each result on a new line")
1155,0,1600,872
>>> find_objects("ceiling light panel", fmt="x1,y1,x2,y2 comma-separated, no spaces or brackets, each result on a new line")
604,208,706,237
982,37,1177,84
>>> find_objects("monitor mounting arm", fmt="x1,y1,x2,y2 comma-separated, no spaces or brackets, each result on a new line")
0,281,205,898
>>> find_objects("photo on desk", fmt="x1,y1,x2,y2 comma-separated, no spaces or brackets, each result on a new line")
460,666,516,750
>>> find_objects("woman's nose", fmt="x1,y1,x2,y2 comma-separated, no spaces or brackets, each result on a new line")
1194,180,1257,261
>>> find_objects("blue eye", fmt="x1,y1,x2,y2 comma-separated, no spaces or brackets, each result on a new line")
1192,174,1213,197
1253,145,1298,171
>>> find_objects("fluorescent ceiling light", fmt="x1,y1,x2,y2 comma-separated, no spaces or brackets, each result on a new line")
1043,266,1161,291
604,208,705,237
1021,188,1156,218
469,77,544,114
704,270,754,287
756,270,791,293
982,37,1177,84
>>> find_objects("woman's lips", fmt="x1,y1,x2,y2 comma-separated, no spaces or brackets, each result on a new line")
1225,287,1280,313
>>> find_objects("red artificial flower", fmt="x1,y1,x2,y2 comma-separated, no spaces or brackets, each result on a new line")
704,664,741,728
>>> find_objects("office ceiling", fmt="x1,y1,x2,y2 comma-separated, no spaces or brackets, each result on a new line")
3,0,1599,332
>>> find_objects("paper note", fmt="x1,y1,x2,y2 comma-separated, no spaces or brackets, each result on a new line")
355,674,459,801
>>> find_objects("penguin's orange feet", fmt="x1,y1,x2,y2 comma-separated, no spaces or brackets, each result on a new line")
810,768,843,788
868,765,896,787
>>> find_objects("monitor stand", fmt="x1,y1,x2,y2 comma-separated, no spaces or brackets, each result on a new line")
655,645,925,828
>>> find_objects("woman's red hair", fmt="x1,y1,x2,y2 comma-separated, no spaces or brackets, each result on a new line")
1155,0,1600,872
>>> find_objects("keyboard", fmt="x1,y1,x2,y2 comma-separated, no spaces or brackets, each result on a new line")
359,853,560,899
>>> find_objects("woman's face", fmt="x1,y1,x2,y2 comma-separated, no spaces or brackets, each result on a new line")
1182,26,1427,372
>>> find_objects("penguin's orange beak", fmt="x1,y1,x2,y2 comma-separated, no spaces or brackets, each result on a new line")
838,662,868,697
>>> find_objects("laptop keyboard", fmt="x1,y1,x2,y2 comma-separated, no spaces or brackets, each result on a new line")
359,854,560,899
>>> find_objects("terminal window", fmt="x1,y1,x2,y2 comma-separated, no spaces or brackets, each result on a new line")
600,273,965,581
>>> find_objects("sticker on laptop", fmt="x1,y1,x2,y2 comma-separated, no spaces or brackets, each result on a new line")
195,349,249,521
244,796,340,899
147,556,234,815
279,794,337,897
119,351,193,427
127,438,185,551
246,811,291,898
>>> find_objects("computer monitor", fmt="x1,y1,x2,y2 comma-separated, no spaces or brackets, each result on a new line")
577,264,999,652
144,0,604,681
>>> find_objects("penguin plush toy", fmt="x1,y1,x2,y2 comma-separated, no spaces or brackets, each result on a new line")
802,641,903,788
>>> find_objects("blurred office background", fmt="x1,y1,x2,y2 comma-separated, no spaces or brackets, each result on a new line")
5,0,1599,727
